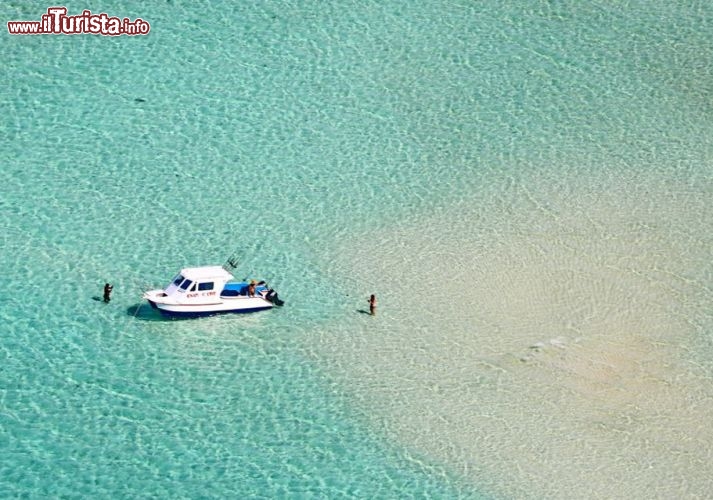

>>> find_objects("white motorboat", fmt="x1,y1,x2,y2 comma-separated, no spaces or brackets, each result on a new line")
143,262,283,318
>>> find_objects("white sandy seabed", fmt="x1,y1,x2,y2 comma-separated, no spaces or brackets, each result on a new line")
310,165,713,499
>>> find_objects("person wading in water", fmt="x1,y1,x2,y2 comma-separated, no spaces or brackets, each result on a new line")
103,283,113,303
368,294,377,316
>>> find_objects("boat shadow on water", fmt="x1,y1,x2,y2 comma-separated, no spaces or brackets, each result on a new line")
126,303,169,321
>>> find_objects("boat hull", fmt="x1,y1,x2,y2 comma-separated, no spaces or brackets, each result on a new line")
145,293,274,318
152,303,273,318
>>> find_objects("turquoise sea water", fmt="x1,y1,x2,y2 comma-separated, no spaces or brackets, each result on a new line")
2,1,712,498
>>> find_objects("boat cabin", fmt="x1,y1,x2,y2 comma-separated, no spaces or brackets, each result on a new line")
164,266,234,300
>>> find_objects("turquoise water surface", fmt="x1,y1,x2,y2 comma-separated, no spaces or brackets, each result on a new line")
2,1,712,498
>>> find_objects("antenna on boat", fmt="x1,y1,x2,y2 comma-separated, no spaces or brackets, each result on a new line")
223,252,241,272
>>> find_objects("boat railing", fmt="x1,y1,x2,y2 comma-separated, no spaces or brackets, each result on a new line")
222,252,241,273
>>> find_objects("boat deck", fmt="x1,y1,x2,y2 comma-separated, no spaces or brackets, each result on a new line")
220,282,268,298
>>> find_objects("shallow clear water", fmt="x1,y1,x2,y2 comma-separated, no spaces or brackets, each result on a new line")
2,0,712,498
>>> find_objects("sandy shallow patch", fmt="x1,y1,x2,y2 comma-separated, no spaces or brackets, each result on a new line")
311,169,713,499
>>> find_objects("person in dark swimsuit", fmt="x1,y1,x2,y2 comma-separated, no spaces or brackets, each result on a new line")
103,283,113,303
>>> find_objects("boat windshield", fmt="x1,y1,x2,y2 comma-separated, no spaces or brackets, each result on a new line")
179,279,194,291
172,274,184,286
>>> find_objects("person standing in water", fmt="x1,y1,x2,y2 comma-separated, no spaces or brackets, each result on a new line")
103,283,113,303
368,294,377,315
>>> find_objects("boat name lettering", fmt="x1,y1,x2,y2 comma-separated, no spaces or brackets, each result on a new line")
186,291,217,298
